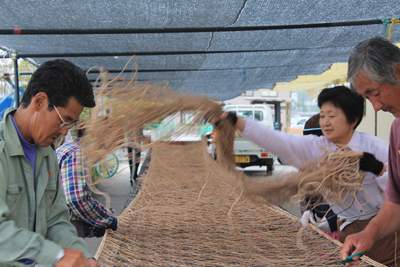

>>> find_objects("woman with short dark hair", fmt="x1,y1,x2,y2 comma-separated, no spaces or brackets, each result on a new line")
217,85,395,265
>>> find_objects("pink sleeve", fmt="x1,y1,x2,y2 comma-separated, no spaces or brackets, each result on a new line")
384,119,400,204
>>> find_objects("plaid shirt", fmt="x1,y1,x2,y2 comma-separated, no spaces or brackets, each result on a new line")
56,137,115,228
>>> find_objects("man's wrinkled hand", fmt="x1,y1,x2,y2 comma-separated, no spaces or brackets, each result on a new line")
340,232,371,266
88,258,99,267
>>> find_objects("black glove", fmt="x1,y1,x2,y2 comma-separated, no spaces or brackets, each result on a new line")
93,227,106,237
359,152,384,175
108,217,118,231
226,112,238,126
93,217,118,237
215,112,238,128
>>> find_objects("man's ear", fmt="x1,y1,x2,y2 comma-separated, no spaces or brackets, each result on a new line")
32,92,48,111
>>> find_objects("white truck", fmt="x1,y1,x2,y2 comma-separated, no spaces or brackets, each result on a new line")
223,104,275,175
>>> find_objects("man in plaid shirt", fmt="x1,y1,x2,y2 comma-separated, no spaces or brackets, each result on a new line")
56,126,118,238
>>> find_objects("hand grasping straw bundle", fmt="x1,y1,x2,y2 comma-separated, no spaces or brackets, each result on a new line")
236,146,366,208
81,56,236,173
296,147,366,207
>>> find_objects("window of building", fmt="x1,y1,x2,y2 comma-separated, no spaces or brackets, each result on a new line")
261,91,278,97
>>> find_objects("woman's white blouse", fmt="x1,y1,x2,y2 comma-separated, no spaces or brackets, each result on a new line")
242,118,389,226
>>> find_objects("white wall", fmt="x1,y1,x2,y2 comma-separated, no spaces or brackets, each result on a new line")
356,100,394,144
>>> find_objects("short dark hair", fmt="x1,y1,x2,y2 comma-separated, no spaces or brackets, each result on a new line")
304,114,320,130
318,86,364,129
303,114,322,136
21,59,95,109
348,37,400,86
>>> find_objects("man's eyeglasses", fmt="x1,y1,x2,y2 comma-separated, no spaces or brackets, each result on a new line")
53,105,75,129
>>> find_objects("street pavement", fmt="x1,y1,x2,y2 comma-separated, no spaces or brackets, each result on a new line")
85,159,302,257
85,161,134,256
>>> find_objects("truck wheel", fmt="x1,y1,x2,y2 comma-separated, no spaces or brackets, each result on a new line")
266,164,273,176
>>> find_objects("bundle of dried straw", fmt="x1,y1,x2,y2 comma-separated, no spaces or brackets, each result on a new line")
78,61,379,265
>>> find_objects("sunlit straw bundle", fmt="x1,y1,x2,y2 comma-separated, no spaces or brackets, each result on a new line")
241,147,366,207
82,58,235,173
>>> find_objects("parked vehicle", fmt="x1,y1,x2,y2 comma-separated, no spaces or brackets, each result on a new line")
290,116,310,128
222,104,275,175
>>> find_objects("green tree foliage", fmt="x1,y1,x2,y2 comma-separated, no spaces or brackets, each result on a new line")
291,90,318,113
0,58,37,98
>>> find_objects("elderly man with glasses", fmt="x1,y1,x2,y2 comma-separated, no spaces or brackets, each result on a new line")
0,59,98,267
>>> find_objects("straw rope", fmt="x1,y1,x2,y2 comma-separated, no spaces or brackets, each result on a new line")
95,143,383,266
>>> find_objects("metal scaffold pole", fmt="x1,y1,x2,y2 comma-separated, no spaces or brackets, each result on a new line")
11,51,19,108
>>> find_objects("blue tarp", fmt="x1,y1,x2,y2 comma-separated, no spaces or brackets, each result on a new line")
0,88,24,119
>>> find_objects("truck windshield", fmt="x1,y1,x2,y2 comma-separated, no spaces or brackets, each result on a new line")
236,111,264,121
254,111,264,121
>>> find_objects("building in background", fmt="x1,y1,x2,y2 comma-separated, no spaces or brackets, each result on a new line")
223,90,294,133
